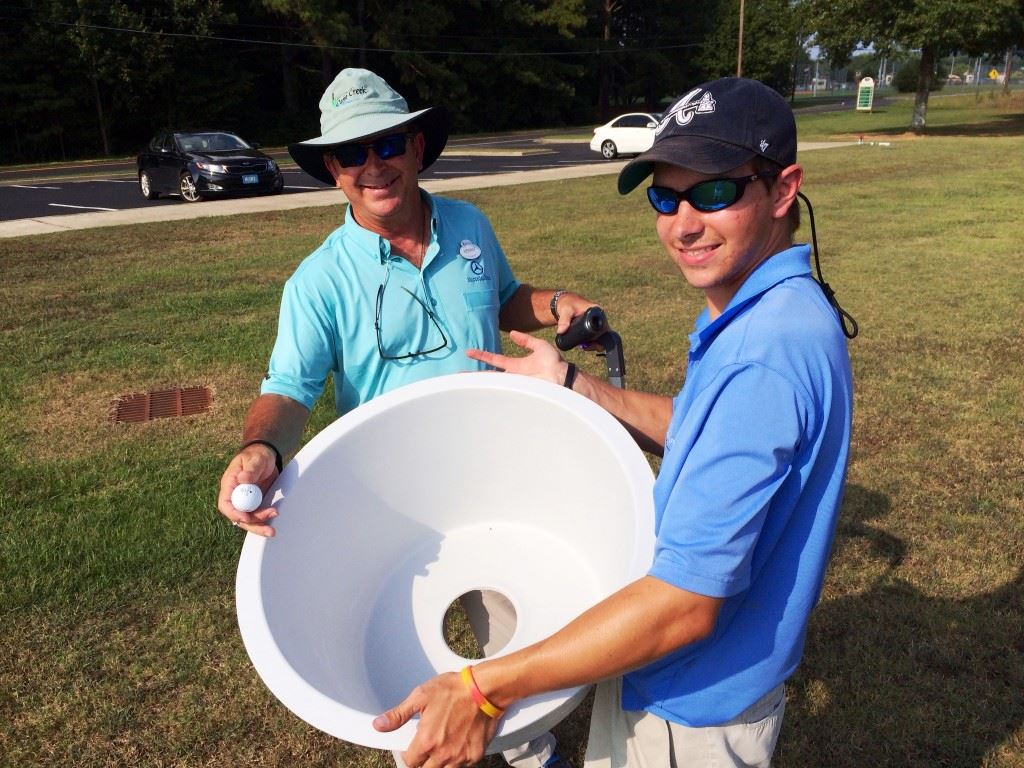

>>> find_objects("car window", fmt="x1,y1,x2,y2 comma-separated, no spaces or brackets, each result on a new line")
195,132,249,151
614,115,651,128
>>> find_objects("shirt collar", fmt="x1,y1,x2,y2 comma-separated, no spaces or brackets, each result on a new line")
691,243,812,345
342,189,438,265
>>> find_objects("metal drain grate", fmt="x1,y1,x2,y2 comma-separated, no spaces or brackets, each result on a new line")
112,386,213,424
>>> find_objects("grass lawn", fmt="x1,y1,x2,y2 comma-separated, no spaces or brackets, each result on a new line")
2,92,1023,767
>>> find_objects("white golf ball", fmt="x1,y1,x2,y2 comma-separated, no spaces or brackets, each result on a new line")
231,483,263,513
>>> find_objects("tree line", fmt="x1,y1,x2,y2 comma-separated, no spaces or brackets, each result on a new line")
0,0,1020,165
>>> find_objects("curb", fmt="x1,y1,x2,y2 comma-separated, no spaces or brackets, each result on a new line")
0,161,627,239
0,142,856,240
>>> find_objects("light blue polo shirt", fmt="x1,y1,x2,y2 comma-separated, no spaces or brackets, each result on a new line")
622,244,853,727
261,192,520,415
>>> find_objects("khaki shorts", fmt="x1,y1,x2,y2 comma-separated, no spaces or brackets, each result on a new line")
583,677,785,768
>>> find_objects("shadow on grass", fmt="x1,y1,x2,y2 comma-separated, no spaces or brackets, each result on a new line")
783,484,1024,766
924,113,1024,137
854,113,1024,138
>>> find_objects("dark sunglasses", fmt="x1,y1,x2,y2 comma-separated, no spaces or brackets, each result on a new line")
646,172,778,215
331,133,412,168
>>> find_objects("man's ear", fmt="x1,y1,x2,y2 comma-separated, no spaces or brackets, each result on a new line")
412,131,426,171
322,151,345,188
772,164,803,221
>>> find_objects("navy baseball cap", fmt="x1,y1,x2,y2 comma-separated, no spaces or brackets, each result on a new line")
618,77,797,194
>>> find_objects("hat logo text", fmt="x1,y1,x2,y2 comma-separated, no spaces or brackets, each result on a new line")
759,139,769,152
657,88,717,134
332,87,368,108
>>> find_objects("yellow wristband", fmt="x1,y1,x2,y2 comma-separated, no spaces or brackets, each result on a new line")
460,666,504,719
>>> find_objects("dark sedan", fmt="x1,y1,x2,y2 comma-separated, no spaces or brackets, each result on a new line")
137,130,284,202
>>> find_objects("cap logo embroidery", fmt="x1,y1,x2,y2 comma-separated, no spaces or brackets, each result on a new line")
759,139,770,152
657,88,717,134
332,87,368,108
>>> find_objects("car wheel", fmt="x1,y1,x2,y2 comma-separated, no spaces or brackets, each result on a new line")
139,170,159,200
601,140,618,160
179,173,203,203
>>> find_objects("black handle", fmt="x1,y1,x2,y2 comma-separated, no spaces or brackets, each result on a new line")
555,306,607,351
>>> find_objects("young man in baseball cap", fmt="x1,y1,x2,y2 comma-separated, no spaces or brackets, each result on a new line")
375,77,854,768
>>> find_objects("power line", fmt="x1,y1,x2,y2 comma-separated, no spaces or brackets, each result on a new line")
23,16,702,58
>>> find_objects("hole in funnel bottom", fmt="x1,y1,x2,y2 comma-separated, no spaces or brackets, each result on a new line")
442,590,517,660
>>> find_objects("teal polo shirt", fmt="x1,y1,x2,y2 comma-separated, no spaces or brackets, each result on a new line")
261,192,520,415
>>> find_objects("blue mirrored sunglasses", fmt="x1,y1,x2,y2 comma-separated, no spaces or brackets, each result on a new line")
646,172,778,215
331,133,411,168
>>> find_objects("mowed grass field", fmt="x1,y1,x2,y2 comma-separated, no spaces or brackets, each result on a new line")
2,92,1022,767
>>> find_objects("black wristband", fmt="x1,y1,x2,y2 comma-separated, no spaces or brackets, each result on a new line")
563,362,578,390
242,439,283,473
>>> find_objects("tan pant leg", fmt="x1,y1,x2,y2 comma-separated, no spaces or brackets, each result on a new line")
584,678,785,768
584,677,669,768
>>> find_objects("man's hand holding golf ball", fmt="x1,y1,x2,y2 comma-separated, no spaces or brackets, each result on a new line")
217,441,280,536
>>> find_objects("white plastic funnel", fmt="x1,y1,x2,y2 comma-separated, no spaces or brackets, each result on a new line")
236,372,654,753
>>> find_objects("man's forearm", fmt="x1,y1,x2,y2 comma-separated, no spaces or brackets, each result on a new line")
473,576,722,708
498,283,557,332
241,393,311,459
570,368,673,454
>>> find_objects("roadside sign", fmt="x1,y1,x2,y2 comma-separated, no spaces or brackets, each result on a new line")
856,77,875,112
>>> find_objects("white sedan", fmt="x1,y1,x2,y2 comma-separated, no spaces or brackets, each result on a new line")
589,112,661,159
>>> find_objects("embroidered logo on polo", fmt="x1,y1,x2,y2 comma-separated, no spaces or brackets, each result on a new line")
466,258,490,283
332,87,368,108
657,88,717,134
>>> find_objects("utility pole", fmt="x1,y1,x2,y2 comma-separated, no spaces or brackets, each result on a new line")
737,0,745,77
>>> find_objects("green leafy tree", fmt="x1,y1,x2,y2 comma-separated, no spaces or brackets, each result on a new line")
698,0,804,94
0,5,83,162
585,0,714,121
261,0,351,88
806,0,1021,133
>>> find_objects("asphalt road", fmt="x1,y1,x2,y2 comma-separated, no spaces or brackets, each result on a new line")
0,132,600,223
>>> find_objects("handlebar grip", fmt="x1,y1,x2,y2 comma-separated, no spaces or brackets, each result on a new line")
555,306,607,351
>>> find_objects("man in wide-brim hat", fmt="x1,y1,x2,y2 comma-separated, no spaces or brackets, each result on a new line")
217,68,592,768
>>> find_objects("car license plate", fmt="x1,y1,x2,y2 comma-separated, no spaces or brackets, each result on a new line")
242,174,258,184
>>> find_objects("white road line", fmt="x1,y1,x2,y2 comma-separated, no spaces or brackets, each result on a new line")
48,203,118,211
451,137,539,147
95,179,137,183
11,184,61,190
432,171,496,175
284,185,323,190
